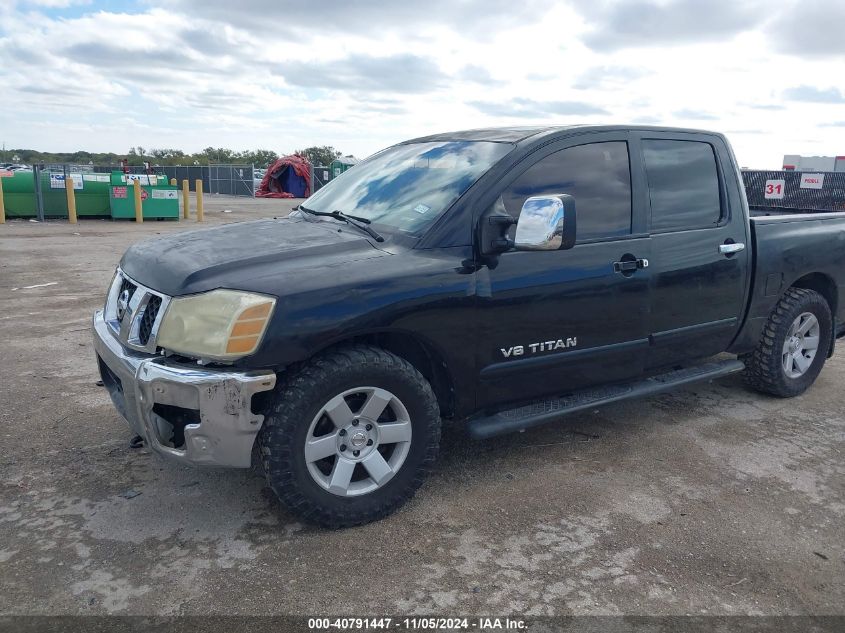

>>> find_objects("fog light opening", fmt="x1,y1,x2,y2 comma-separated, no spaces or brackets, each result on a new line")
151,404,200,450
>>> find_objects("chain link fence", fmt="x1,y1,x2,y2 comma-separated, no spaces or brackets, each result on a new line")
20,164,845,215
742,170,845,213
161,165,255,196
311,165,330,194
37,163,257,197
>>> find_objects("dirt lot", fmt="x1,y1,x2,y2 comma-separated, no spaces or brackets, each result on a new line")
0,194,843,617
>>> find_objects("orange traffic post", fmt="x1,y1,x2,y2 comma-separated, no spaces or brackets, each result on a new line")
195,179,204,222
0,175,5,224
65,177,77,224
182,179,190,219
133,178,143,223
170,177,177,186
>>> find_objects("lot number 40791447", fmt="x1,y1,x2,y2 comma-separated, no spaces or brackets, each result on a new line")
765,179,785,200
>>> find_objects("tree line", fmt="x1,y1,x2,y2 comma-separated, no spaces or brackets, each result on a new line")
3,146,347,169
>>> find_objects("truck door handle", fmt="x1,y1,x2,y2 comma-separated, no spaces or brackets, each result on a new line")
719,242,745,256
613,258,649,273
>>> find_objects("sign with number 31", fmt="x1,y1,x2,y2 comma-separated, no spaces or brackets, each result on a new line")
764,179,785,200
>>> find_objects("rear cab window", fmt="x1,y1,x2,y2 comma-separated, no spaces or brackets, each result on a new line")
642,139,722,232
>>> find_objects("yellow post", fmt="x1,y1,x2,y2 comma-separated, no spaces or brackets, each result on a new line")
195,179,204,222
65,177,77,224
182,179,190,219
170,177,177,186
133,178,143,223
0,175,5,224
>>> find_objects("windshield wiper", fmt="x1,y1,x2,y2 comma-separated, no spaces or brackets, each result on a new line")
298,205,371,223
297,205,384,242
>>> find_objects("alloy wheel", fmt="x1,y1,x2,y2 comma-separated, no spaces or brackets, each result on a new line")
304,387,413,496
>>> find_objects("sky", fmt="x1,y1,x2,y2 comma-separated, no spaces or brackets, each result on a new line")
1,0,844,168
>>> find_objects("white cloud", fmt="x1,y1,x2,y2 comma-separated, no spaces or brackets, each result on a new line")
573,0,766,51
766,0,845,58
27,0,91,7
0,0,843,168
783,85,845,104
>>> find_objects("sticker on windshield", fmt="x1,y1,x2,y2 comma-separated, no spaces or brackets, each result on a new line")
413,203,431,214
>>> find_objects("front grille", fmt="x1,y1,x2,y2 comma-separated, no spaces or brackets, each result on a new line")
119,277,137,300
138,295,162,345
105,269,170,353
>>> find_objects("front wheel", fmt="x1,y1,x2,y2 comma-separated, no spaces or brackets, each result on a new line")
258,346,441,528
741,287,832,398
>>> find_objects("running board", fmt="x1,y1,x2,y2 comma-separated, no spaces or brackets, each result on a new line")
467,359,745,440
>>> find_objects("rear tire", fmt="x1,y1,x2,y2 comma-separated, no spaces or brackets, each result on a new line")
258,345,440,528
741,287,832,398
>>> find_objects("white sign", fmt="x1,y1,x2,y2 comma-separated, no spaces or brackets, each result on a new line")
123,174,152,185
152,189,178,200
50,173,84,190
83,174,110,183
800,173,824,189
764,179,785,200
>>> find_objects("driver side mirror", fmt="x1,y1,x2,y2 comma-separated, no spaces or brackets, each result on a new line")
515,194,577,251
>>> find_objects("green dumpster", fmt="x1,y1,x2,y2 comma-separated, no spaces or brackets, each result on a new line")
329,156,358,179
1,170,111,218
108,172,179,220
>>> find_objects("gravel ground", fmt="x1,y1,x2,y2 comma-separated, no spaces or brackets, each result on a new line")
0,195,843,617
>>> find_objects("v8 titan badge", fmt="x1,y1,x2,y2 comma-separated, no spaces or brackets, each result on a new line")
501,337,578,358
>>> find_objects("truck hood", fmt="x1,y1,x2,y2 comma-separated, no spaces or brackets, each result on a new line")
120,217,389,296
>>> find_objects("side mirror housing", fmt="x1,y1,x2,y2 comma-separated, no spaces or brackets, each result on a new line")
478,208,517,257
514,194,577,251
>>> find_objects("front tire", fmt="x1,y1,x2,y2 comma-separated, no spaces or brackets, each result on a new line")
258,345,441,528
741,288,832,398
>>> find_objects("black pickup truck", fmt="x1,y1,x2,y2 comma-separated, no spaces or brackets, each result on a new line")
93,125,845,527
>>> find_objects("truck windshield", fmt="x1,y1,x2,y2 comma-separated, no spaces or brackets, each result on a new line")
303,140,514,236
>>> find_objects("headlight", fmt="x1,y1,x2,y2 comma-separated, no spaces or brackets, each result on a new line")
157,289,276,361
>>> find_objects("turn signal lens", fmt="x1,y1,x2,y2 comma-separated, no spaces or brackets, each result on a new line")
226,303,274,354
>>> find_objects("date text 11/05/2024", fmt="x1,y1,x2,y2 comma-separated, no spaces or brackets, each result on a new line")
308,617,527,630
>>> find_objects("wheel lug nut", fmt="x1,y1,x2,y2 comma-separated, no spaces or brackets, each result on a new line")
352,419,359,426
365,424,372,431
340,445,347,452
353,450,360,457
366,439,373,446
339,429,346,436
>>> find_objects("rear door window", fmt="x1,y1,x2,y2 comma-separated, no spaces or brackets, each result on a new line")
643,140,722,232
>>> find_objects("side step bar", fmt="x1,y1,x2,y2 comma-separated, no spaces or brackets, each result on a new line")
467,359,745,440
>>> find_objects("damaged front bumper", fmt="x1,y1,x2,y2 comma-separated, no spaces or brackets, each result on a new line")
92,309,276,467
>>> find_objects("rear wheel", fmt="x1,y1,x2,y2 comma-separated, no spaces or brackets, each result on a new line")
741,288,832,397
258,346,440,528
